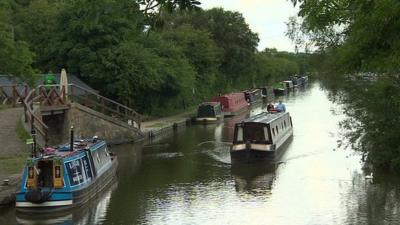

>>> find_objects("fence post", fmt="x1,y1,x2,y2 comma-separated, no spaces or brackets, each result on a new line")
12,86,16,107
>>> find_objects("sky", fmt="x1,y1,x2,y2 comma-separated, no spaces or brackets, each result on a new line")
200,0,299,52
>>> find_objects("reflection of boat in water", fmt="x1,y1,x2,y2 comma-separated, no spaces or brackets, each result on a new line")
16,133,118,213
230,112,293,164
16,181,117,225
231,164,276,193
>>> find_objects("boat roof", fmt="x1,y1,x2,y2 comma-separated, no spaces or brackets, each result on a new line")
200,101,220,106
242,112,289,124
33,138,105,160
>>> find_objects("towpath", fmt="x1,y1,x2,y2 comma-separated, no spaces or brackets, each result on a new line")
0,107,28,206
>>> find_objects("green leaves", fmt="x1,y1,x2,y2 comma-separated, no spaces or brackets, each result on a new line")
0,1,35,83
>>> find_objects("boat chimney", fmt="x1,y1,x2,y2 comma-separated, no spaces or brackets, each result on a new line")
31,127,37,157
70,125,74,151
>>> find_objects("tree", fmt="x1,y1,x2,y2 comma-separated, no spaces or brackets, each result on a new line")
161,24,223,100
291,0,400,172
0,1,35,83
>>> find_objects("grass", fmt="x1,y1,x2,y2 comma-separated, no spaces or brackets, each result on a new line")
16,119,31,142
148,122,167,128
0,105,8,111
0,153,28,175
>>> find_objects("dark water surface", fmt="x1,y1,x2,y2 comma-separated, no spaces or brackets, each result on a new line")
2,82,400,225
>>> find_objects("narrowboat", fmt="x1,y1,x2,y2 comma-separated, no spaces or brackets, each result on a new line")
211,92,248,117
283,80,294,90
243,89,263,105
15,134,118,213
257,86,274,100
291,76,300,87
230,112,293,164
196,102,223,123
273,82,287,96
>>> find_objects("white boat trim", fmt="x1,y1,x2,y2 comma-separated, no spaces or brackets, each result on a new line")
16,200,73,207
231,143,273,151
196,117,218,121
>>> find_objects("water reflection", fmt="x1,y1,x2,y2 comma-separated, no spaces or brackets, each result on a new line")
231,164,276,195
15,182,117,225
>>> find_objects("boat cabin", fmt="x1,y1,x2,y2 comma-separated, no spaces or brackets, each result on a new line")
243,89,262,104
211,92,248,116
283,80,294,89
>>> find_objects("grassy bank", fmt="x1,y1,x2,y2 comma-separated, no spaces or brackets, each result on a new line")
0,154,27,176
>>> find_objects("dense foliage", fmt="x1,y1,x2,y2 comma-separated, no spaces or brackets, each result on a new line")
0,0,306,115
290,0,400,172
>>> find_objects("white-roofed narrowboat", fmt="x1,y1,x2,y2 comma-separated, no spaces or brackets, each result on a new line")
230,112,293,163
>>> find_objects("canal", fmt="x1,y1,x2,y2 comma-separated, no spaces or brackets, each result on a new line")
2,81,400,225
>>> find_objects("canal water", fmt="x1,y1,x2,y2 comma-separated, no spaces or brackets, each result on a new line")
2,82,400,225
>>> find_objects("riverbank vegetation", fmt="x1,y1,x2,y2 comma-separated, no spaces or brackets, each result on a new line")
0,0,308,116
289,0,400,172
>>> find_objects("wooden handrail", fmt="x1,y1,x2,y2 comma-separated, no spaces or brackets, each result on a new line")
23,88,49,144
68,84,142,128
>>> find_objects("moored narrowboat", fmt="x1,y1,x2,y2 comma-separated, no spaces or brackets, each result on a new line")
15,135,118,213
196,102,223,123
230,112,293,164
257,86,274,100
243,89,263,105
273,82,287,96
211,92,248,117
283,80,294,90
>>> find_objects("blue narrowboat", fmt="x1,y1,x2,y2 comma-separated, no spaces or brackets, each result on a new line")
15,135,118,212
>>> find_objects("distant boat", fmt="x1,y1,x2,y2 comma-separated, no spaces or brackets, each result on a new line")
211,92,249,117
15,135,118,213
283,80,294,90
195,102,223,124
273,82,287,96
243,89,263,105
257,86,274,100
230,112,293,164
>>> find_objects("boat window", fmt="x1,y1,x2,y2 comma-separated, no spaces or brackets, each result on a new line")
197,105,216,118
243,123,267,142
284,120,287,128
264,127,269,141
236,127,243,142
276,126,279,134
272,128,275,136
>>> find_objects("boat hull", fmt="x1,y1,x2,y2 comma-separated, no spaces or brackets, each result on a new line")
231,135,293,164
273,88,286,96
223,105,249,117
16,158,118,213
195,116,223,124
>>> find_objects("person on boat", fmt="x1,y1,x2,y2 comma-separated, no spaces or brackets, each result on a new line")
276,100,286,112
267,102,276,112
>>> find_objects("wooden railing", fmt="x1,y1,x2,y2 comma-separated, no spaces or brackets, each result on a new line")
68,84,142,129
21,84,142,145
0,85,29,107
23,88,49,145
